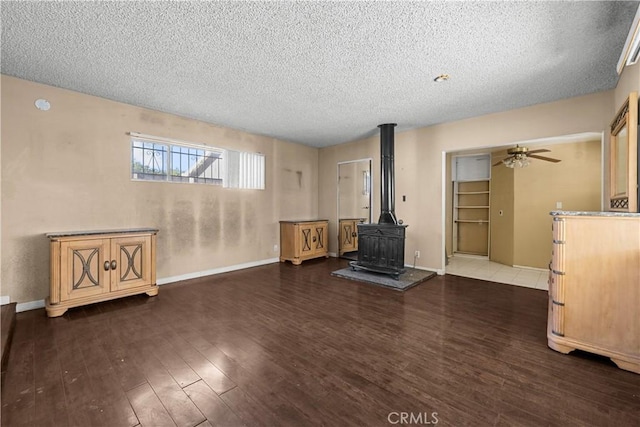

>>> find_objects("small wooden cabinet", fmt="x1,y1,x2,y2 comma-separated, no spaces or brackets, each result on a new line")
46,228,159,317
548,212,639,374
339,218,365,256
279,220,329,265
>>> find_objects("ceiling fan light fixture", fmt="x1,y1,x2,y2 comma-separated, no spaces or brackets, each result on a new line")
502,153,530,168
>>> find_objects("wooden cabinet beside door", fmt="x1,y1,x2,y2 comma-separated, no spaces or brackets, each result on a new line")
280,220,329,265
339,218,364,256
46,228,158,317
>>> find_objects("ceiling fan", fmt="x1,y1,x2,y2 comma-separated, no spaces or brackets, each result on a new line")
492,145,561,168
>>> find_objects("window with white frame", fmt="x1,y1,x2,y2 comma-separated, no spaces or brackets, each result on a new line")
225,150,265,190
130,134,265,190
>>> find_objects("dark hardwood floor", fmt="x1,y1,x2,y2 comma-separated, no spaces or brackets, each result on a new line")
2,258,639,426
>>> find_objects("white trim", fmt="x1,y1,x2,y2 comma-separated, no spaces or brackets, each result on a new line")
17,299,45,313
336,158,374,222
452,253,489,260
600,131,605,212
0,296,10,305
441,150,447,275
405,264,443,275
328,252,338,258
129,131,222,151
512,264,547,273
13,258,278,313
157,258,279,285
617,4,640,74
337,158,373,256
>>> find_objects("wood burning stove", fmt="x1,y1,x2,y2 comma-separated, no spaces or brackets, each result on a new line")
350,124,407,279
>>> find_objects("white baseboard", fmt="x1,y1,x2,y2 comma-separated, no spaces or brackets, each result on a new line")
0,296,10,305
13,258,280,313
404,264,444,275
513,264,547,272
17,299,45,313
157,257,280,286
328,252,338,258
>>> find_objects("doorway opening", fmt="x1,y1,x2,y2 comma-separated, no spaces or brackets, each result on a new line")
337,159,373,261
443,132,604,283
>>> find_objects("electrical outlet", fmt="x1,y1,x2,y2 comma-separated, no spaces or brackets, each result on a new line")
273,244,279,252
415,250,420,258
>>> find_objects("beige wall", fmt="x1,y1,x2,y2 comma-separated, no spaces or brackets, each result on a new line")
319,91,613,272
1,76,319,304
489,150,515,266
4,62,633,303
512,139,602,268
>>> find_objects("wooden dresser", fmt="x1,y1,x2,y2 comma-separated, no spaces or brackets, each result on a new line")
46,228,158,317
279,220,329,265
548,212,639,373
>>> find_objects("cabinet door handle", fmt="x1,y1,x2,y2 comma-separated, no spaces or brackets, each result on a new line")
352,232,357,237
110,260,117,270
313,236,317,242
104,261,110,271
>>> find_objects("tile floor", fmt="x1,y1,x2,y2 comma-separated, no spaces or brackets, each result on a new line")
446,255,549,291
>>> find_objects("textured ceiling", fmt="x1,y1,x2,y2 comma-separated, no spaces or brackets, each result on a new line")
2,1,638,147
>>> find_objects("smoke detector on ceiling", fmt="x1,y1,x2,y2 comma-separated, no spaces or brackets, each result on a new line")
35,99,51,111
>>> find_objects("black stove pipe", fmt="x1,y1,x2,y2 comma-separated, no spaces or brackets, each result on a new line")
378,123,398,224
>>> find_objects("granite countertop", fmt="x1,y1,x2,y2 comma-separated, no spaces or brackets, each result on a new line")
550,210,640,218
46,228,159,238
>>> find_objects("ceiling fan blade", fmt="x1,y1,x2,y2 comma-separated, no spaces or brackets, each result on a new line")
529,154,561,163
527,149,551,154
492,160,504,166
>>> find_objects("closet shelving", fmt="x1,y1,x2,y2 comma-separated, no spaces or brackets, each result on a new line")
453,179,490,255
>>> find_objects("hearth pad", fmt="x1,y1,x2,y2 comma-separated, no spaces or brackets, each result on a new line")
331,267,436,291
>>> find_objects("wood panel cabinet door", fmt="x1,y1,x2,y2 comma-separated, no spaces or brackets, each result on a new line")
339,220,358,254
313,222,328,255
110,235,153,292
59,238,111,302
298,224,316,257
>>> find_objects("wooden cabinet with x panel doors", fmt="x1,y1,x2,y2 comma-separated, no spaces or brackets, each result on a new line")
279,220,329,265
339,218,365,256
46,228,158,317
